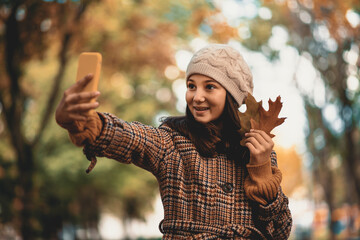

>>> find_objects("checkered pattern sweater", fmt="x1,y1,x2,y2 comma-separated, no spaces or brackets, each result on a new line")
82,113,292,239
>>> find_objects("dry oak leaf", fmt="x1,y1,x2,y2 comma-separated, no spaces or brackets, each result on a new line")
238,93,261,137
239,94,286,146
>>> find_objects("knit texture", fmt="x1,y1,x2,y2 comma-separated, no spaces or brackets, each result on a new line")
245,156,283,205
65,114,103,146
81,112,292,239
186,44,253,106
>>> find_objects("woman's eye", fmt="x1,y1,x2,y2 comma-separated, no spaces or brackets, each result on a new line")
206,84,215,90
187,84,195,89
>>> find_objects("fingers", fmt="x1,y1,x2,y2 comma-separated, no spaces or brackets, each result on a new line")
64,74,94,95
57,90,100,125
244,133,262,150
245,129,272,144
55,75,100,129
63,101,99,123
74,74,94,91
245,141,257,154
244,129,274,165
244,129,274,152
66,91,100,105
67,101,100,113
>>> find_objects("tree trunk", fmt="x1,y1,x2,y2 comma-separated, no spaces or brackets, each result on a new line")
305,103,337,239
3,2,37,238
343,127,360,203
1,2,89,238
321,154,335,240
17,144,36,238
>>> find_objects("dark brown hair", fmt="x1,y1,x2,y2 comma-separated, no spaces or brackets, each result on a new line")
162,92,249,160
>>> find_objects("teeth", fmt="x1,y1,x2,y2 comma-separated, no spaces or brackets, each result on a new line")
195,107,209,111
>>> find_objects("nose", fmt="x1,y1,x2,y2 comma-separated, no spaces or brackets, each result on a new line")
193,89,205,103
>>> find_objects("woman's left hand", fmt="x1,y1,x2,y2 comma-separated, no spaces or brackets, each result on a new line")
244,129,274,165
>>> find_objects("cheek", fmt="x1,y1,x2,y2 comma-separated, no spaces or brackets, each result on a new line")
216,93,227,112
216,91,226,102
185,91,192,104
219,101,226,110
216,102,226,115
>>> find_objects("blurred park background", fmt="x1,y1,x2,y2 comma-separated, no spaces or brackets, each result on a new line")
0,0,359,239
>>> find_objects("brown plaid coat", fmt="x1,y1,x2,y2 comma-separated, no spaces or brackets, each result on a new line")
84,113,292,239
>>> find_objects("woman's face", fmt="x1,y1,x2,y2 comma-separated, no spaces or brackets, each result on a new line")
186,74,227,124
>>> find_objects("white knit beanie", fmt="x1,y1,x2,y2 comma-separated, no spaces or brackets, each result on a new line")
186,44,253,106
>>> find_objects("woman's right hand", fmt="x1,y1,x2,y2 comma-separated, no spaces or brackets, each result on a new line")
55,74,100,131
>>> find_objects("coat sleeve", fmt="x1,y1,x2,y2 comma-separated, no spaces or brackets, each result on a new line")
249,151,293,239
83,112,171,176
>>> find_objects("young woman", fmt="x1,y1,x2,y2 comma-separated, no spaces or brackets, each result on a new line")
56,44,292,239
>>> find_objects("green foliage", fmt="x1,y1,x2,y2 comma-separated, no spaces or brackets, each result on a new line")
246,0,360,237
0,0,222,238
7,0,358,238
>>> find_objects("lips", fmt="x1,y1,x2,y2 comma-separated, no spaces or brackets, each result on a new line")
194,106,210,111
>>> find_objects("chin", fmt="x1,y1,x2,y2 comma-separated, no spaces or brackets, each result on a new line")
194,117,210,124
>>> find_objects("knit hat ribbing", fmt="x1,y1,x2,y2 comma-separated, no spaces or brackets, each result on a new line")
186,44,253,106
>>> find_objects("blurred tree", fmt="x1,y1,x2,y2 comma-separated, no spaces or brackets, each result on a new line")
0,0,92,237
0,0,229,238
241,0,360,238
275,146,303,197
5,0,357,238
189,0,358,238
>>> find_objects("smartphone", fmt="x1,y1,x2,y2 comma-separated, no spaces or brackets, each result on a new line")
76,52,102,100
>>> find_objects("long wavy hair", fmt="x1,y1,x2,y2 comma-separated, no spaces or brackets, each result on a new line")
161,92,249,160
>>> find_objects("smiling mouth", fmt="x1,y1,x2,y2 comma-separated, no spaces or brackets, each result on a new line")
194,106,210,111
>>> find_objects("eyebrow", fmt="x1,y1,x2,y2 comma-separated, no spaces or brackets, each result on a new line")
204,80,218,84
187,79,219,84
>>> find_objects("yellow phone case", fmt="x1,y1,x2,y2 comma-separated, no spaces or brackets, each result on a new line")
76,52,102,95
